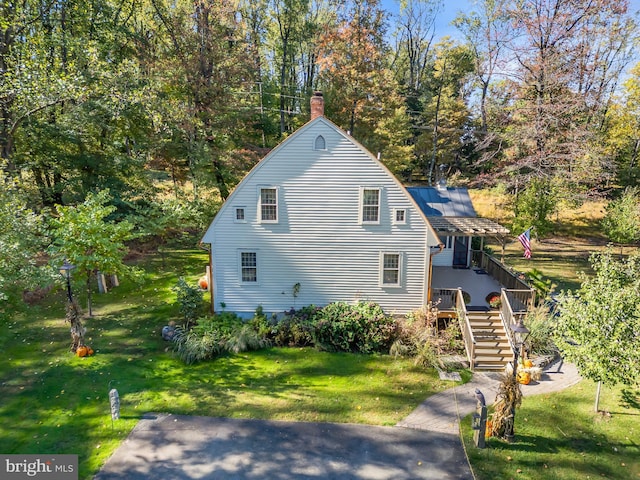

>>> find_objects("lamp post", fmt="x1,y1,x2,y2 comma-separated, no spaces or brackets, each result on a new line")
504,318,530,442
59,259,76,303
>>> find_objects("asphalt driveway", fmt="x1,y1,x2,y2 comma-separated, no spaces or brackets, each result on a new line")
94,413,473,479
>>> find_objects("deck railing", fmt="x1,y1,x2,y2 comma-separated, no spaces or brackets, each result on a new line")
472,250,535,301
431,288,458,311
500,288,530,354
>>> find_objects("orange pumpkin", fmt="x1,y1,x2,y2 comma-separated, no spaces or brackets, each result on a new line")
517,370,532,385
87,347,94,356
198,276,208,290
77,345,89,357
524,359,534,368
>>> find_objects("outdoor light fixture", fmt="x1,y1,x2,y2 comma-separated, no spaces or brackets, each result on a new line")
504,318,530,441
59,259,76,302
511,318,531,368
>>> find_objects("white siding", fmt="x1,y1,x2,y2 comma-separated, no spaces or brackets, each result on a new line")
202,118,440,317
432,235,454,267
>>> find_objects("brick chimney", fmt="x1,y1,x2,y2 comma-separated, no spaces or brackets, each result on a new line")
310,91,324,120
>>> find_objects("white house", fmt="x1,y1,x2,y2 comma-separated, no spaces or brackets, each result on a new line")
201,92,442,318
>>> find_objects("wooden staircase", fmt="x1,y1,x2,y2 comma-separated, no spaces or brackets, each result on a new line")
468,310,513,371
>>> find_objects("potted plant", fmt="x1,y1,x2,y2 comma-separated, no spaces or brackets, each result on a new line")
486,292,501,309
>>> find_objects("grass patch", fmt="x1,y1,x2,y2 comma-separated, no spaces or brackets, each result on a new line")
462,380,640,479
0,245,458,479
470,188,636,293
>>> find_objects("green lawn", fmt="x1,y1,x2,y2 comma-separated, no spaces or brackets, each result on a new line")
462,380,640,479
0,246,457,479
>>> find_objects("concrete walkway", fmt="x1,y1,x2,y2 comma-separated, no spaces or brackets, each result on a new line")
94,359,581,480
397,358,582,434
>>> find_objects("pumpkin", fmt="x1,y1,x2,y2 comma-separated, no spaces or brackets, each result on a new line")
524,359,534,368
517,370,532,385
76,345,89,357
198,276,208,290
88,347,94,356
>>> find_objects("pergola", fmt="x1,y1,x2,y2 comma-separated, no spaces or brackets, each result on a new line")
427,216,511,260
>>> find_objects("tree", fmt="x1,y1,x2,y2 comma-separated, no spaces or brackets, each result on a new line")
494,0,635,197
601,186,640,250
0,176,50,301
48,189,140,316
149,0,257,200
554,250,640,411
512,177,557,237
317,0,405,142
604,63,640,186
270,0,311,135
391,0,441,97
454,0,511,134
414,39,474,184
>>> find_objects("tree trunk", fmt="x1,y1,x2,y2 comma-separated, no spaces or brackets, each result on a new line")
594,380,602,412
86,273,94,317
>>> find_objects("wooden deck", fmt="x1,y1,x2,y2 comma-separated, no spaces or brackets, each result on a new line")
431,266,503,310
430,256,534,371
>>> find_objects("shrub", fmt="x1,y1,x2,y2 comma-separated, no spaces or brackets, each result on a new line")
173,325,222,365
172,277,204,328
173,312,268,364
524,304,557,357
248,305,276,339
272,310,318,347
226,324,269,354
391,304,464,369
312,302,396,353
526,269,556,303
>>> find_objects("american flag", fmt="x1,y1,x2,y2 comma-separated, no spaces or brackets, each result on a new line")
518,229,532,259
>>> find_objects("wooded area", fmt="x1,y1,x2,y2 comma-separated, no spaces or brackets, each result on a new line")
2,0,640,297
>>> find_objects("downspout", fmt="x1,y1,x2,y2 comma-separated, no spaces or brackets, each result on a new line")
428,243,445,304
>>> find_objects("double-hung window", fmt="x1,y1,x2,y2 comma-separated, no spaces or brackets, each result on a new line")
361,188,380,224
259,187,278,223
381,252,401,286
240,252,257,283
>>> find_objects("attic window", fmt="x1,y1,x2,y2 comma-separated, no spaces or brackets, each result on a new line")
393,208,406,224
235,207,246,223
314,135,326,150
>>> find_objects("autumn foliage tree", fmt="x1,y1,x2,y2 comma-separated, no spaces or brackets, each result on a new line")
316,0,411,174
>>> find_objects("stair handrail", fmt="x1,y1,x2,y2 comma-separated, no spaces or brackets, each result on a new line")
499,288,529,362
456,287,476,371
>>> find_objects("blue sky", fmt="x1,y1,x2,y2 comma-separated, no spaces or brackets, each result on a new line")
380,0,467,39
380,0,640,42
